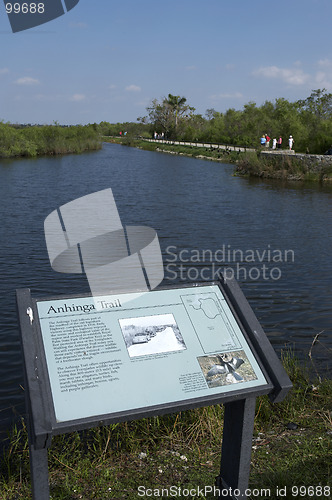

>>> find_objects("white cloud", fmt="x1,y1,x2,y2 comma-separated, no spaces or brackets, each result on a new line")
0,68,9,75
14,76,40,85
253,65,309,85
185,65,197,71
70,94,86,102
125,84,141,92
109,84,116,90
317,58,332,68
313,71,332,89
313,60,332,89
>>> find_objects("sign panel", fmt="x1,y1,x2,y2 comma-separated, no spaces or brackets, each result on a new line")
36,284,268,423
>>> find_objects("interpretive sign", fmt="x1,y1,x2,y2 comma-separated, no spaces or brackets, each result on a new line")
36,284,269,423
16,279,292,500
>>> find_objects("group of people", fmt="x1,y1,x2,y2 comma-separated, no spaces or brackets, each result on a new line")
153,131,165,139
260,134,294,150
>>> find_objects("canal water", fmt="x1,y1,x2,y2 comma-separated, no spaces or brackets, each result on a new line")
0,143,331,439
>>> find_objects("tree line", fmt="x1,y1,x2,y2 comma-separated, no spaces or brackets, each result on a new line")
3,89,332,158
99,90,332,155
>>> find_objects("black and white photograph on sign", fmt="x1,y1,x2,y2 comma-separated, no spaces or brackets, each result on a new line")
119,314,187,358
197,351,258,388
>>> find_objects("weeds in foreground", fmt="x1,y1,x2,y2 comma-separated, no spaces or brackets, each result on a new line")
0,353,331,499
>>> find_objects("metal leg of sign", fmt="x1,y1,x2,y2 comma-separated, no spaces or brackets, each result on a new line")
27,426,50,500
29,446,49,500
217,397,256,500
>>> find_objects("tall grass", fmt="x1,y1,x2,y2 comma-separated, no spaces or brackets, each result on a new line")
236,151,332,181
0,123,101,158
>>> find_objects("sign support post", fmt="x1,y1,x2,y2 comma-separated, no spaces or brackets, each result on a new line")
217,396,257,499
28,441,49,500
17,288,51,500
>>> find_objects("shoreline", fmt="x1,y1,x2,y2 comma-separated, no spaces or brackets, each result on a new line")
107,137,332,182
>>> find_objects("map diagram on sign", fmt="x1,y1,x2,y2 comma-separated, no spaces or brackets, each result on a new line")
181,292,242,353
191,297,220,319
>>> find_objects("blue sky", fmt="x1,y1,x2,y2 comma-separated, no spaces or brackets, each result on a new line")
0,0,332,125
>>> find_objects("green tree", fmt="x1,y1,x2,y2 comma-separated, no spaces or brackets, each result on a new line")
166,94,189,129
297,89,332,119
205,111,225,143
146,94,195,138
180,114,207,141
296,89,332,152
137,89,332,153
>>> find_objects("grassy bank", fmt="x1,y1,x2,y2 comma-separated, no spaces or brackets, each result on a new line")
107,137,244,162
0,123,101,158
235,152,332,182
107,137,332,182
1,352,331,499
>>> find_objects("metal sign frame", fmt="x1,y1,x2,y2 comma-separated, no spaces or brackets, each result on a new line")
16,278,292,499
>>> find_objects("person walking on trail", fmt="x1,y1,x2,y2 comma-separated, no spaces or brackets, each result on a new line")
277,136,282,149
272,138,277,149
289,135,294,150
260,134,266,147
265,134,271,147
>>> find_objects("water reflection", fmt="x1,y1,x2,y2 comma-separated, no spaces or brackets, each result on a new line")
0,143,331,437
